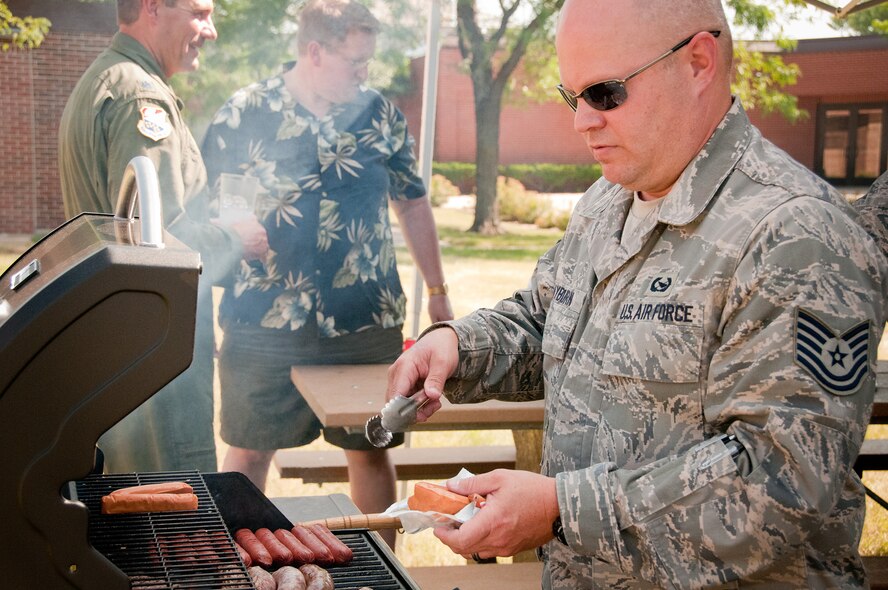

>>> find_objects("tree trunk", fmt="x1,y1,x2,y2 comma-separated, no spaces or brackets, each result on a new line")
470,97,502,234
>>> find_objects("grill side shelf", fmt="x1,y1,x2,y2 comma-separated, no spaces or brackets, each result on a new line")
76,471,254,589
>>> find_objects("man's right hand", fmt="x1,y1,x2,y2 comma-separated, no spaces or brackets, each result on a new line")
386,327,459,423
229,215,268,261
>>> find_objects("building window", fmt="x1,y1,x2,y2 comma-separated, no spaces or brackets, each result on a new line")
816,102,887,186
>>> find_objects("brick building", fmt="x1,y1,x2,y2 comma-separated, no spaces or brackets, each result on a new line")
1,0,116,236
1,0,886,235
405,36,888,182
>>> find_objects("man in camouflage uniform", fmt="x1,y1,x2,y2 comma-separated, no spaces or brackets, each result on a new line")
58,0,267,473
386,0,887,587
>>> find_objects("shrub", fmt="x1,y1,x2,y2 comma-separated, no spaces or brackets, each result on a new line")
500,163,602,193
433,161,602,194
428,174,460,207
431,162,477,194
535,207,571,231
497,176,548,225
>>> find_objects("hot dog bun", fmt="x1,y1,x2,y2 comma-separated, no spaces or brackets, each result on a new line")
407,482,472,514
101,481,198,514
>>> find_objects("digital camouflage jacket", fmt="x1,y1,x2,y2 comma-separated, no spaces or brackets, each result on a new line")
443,101,887,589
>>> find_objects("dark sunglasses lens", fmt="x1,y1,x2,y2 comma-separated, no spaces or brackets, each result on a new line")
581,81,628,111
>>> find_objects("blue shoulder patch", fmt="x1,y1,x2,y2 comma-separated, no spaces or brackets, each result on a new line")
794,308,870,396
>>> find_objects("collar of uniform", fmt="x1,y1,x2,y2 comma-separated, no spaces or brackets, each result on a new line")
655,98,755,227
111,32,170,84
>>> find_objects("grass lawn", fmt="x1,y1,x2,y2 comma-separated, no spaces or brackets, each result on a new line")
2,206,886,565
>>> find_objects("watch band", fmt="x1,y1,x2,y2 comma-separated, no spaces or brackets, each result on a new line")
552,515,568,545
427,283,448,296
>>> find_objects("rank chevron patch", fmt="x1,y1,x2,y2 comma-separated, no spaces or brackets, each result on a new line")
794,308,870,396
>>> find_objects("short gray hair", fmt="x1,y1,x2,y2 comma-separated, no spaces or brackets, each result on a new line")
296,0,380,54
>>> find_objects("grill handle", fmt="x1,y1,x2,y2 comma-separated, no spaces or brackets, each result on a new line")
115,156,165,248
298,514,403,531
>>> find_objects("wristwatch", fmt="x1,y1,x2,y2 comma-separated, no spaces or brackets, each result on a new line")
427,283,448,296
552,515,567,545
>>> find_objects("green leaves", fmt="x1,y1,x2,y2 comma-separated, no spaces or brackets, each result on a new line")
0,1,51,51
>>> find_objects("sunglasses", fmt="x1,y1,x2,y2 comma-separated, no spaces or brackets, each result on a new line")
556,30,721,112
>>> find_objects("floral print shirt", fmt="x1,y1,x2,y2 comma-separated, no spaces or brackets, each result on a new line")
202,68,425,336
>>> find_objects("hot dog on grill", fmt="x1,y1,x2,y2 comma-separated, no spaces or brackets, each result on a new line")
235,528,273,568
298,563,334,590
234,541,252,567
101,481,198,514
291,526,334,566
274,528,316,564
255,527,294,566
307,523,353,564
273,565,307,590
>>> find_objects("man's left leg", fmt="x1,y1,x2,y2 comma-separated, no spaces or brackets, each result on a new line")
344,448,397,548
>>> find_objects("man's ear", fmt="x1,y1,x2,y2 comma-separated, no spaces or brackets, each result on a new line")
306,41,324,66
687,32,719,88
143,0,161,19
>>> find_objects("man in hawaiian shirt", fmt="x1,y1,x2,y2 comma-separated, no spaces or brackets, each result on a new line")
202,0,451,547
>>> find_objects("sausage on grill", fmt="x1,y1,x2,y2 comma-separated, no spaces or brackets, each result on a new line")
235,528,273,568
234,541,252,567
274,528,316,564
255,527,294,566
291,526,334,566
273,565,307,590
298,563,334,590
248,566,276,590
307,523,353,564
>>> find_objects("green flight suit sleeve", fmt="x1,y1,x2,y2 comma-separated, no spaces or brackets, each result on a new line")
100,95,241,284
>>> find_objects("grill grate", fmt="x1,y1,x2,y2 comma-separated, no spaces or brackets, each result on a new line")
75,471,253,589
326,531,412,590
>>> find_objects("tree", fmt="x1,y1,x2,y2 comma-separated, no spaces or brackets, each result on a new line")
462,0,814,234
174,0,424,138
837,4,888,35
457,0,564,235
0,1,50,51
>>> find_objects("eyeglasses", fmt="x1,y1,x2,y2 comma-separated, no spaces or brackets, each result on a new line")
556,30,720,112
322,44,373,69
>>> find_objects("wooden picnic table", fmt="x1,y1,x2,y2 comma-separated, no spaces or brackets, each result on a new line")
290,364,545,432
291,361,888,429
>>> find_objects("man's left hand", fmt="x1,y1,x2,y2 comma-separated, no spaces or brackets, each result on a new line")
434,469,560,559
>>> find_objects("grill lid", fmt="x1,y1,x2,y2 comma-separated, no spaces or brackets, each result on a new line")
0,212,201,589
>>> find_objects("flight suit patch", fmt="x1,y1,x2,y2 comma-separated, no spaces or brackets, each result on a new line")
795,308,870,396
137,106,172,141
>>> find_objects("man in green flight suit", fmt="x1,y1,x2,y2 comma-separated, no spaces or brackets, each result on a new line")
58,0,268,473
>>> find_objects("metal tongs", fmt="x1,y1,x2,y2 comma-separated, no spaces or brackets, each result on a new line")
365,393,428,448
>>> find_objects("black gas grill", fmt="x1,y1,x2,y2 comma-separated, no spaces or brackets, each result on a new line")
0,158,420,590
